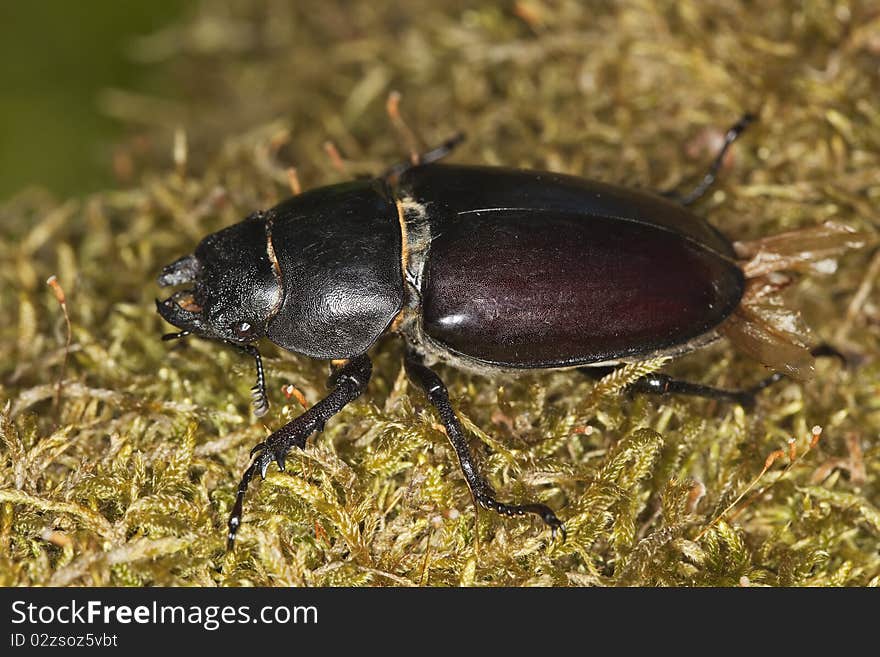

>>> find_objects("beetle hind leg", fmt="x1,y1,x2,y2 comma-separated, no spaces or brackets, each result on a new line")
663,113,756,206
625,372,774,409
383,133,466,182
404,355,565,541
382,90,466,182
578,366,766,408
579,344,847,408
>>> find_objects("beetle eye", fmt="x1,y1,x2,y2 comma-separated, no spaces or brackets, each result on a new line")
233,320,254,339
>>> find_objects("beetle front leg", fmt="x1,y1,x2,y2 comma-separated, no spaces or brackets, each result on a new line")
226,354,372,550
404,355,565,541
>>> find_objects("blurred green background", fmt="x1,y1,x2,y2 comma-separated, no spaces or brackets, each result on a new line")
0,1,185,200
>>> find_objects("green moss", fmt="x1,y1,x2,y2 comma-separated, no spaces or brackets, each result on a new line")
1,0,878,586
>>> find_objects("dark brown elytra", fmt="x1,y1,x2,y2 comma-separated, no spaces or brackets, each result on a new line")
415,175,744,368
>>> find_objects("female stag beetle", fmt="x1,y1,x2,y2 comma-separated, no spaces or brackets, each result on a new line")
157,114,858,549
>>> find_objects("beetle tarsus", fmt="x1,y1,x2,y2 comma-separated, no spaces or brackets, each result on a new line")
619,371,789,408
478,498,566,541
810,342,849,367
417,132,466,166
626,373,762,405
405,355,564,541
383,132,466,182
665,112,756,206
587,343,844,407
227,459,260,552
225,355,372,551
578,367,768,406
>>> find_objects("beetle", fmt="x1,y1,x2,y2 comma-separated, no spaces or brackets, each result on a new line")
157,114,850,549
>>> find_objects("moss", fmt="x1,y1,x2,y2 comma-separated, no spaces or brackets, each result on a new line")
1,0,878,587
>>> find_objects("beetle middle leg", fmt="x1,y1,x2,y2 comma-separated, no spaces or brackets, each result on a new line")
226,354,372,550
664,113,756,206
404,354,565,540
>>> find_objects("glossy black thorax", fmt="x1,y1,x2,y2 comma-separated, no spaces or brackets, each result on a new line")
263,179,404,359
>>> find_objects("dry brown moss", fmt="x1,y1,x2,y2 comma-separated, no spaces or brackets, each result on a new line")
1,0,879,586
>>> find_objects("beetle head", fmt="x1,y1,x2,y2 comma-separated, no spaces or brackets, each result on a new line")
157,218,282,344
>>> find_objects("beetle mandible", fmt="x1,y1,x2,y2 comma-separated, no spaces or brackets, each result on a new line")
157,113,852,549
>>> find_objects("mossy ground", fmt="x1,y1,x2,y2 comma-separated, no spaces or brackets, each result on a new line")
1,0,879,586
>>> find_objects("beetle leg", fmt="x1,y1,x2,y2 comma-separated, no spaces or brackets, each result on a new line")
226,354,372,551
404,355,565,541
383,132,466,182
810,342,849,366
580,344,846,408
386,90,423,165
227,342,270,418
664,113,756,206
384,90,466,178
625,373,767,409
578,366,780,408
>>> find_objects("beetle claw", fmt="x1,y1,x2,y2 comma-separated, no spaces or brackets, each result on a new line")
735,391,757,411
259,458,270,480
275,452,286,472
548,519,567,544
537,508,566,543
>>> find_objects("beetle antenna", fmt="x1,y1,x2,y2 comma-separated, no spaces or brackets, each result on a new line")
229,342,270,417
162,330,191,341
